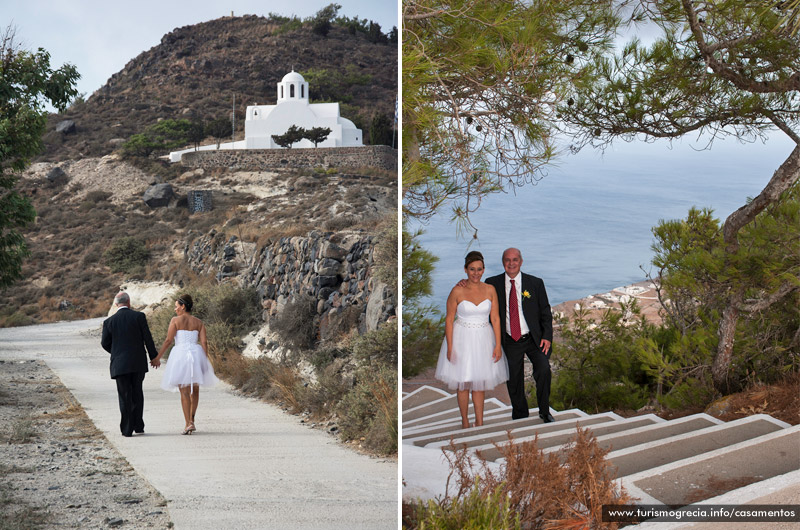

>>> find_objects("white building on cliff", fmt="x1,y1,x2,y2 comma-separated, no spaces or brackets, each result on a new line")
169,70,363,162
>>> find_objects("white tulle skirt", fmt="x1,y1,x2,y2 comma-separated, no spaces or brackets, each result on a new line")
160,342,218,391
434,321,509,391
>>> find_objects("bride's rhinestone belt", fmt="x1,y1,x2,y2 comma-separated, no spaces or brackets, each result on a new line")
455,320,490,328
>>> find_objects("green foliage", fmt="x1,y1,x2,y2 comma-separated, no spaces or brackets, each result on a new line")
301,65,372,103
305,126,332,147
205,117,231,148
149,283,261,358
310,3,341,37
102,237,149,275
0,27,79,288
551,303,650,412
352,321,397,366
402,228,444,377
410,483,521,530
368,112,394,146
403,0,621,226
271,124,305,149
650,183,800,393
121,133,158,158
122,118,203,158
336,363,397,454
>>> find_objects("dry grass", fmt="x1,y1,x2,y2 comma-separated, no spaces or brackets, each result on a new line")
408,427,633,529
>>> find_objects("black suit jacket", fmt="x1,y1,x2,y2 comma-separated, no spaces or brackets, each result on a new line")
101,307,158,379
486,272,553,349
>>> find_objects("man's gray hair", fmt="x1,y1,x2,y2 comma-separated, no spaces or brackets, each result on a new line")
114,292,130,306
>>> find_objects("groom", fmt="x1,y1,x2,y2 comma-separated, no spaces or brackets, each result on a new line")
101,292,160,437
485,248,555,422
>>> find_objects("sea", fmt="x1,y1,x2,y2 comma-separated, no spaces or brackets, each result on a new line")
407,135,796,310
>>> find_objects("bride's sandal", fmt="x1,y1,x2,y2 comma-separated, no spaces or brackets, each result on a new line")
182,425,193,435
188,422,196,433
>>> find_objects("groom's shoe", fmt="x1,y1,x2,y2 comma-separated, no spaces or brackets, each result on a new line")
539,413,555,423
134,429,144,434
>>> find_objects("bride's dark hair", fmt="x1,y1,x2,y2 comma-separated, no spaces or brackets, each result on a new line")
464,251,484,268
177,294,193,312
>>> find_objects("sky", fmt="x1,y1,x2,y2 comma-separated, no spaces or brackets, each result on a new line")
1,0,398,101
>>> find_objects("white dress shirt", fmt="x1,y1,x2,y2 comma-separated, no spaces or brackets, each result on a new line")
504,273,530,336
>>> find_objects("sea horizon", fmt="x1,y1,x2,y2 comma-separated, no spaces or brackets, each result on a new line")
408,134,796,311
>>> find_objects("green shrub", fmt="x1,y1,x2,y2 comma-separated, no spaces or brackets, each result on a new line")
551,303,650,412
336,364,397,454
409,483,521,530
103,237,149,275
352,321,397,366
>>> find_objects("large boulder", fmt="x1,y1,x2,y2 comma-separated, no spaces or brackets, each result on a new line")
55,120,76,134
365,281,394,332
143,183,174,207
46,167,68,185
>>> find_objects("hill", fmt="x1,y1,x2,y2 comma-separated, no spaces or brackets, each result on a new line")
40,14,397,161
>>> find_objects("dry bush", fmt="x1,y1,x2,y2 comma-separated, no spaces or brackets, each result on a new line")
298,361,350,418
428,428,633,529
270,294,318,350
7,417,36,444
270,363,303,413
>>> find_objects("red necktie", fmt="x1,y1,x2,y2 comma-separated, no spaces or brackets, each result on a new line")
509,279,521,341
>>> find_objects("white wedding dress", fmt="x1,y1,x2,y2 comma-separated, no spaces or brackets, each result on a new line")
435,299,509,391
160,329,218,391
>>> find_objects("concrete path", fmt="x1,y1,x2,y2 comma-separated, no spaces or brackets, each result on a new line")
0,319,397,529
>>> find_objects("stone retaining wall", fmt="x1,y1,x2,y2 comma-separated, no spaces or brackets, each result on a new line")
184,229,395,337
180,145,397,171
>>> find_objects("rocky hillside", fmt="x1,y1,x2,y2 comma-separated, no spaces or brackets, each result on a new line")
40,14,397,161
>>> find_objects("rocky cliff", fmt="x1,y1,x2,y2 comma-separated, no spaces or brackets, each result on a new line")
184,226,395,353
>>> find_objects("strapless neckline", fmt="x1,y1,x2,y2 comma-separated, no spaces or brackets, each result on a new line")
458,299,491,308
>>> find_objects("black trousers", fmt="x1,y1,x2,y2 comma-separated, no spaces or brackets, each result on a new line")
503,335,551,419
115,372,145,435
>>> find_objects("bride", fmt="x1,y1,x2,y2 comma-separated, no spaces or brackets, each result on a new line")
152,294,218,434
435,251,508,428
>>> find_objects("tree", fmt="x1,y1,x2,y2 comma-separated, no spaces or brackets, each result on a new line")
205,117,231,148
402,0,622,230
562,1,800,392
272,125,305,148
121,133,159,158
401,228,444,377
187,119,205,150
0,27,79,288
369,113,393,146
311,3,341,37
304,126,331,147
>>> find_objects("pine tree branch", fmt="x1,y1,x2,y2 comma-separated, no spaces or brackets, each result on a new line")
739,280,800,313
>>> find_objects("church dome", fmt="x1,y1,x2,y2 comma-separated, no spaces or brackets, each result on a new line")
281,70,305,84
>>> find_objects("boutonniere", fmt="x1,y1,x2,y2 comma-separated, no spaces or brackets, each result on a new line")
522,290,531,299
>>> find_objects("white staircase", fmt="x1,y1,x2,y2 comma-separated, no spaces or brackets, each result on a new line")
402,385,800,528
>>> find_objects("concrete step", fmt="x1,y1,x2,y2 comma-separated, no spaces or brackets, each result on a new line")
406,410,589,448
635,470,800,529
608,414,790,478
590,413,723,454
402,397,507,427
622,425,800,506
402,404,518,435
475,414,661,462
401,386,451,410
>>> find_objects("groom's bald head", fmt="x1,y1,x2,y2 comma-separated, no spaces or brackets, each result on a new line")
502,248,523,278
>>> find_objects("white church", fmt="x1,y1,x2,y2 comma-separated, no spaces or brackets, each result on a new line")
169,70,363,162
